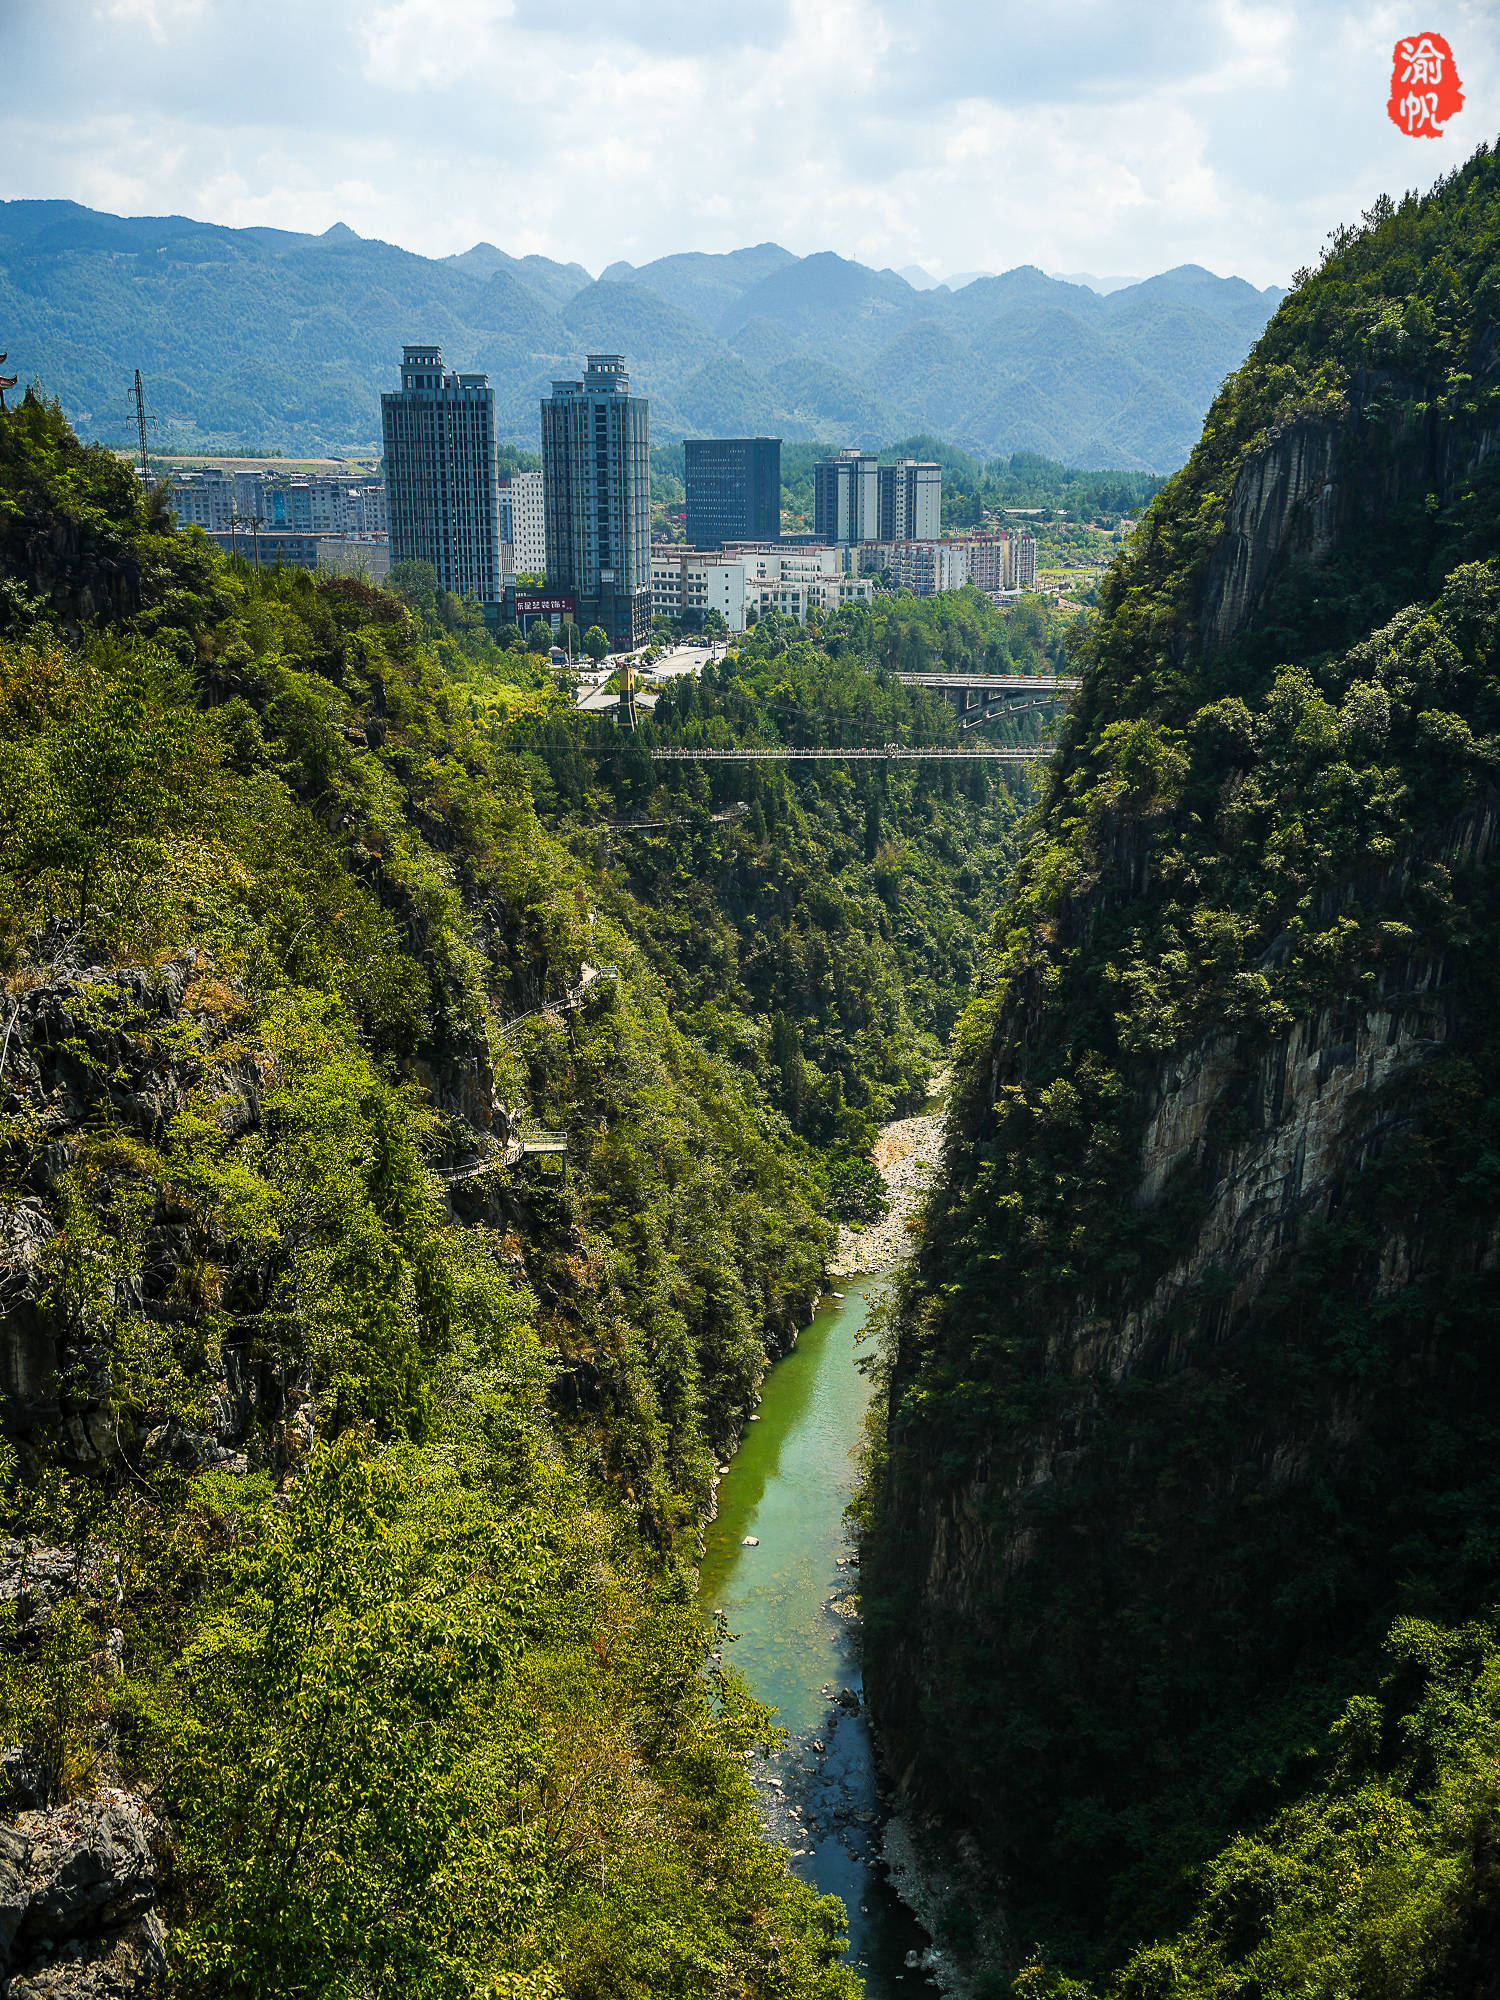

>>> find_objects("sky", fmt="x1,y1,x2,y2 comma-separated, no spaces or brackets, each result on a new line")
1,0,1496,289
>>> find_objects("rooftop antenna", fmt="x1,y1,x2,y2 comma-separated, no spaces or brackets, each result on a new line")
130,368,157,482
0,356,16,412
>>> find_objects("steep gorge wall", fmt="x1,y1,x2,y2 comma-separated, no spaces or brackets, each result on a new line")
864,170,1500,1962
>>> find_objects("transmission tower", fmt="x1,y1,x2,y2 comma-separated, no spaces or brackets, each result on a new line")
130,369,157,482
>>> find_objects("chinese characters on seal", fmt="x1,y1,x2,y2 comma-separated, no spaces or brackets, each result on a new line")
1387,33,1464,136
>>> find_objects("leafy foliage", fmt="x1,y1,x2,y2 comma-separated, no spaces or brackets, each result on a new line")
0,392,904,1995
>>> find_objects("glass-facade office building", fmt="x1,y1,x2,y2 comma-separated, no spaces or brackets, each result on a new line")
683,436,781,549
381,344,502,603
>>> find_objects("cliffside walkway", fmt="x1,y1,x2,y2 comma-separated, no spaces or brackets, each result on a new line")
439,1129,569,1185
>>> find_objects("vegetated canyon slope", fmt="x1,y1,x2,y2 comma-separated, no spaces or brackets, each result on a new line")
0,198,1280,469
0,391,1035,1995
863,145,1500,1997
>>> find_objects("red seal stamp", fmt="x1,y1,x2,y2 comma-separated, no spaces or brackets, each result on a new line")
1387,33,1464,136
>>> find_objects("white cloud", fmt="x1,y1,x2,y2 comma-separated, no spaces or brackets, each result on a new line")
2,0,1496,286
93,0,207,43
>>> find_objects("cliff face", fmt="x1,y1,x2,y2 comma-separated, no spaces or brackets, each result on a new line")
0,961,309,1467
864,153,1500,1967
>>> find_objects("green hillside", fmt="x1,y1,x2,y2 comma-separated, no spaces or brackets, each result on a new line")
0,384,1047,1994
0,200,1281,471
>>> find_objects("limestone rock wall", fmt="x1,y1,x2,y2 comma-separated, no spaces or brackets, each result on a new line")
0,1794,166,1999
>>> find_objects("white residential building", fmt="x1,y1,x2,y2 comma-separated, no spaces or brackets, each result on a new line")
167,469,387,538
813,450,943,544
869,540,970,596
881,459,942,541
499,470,545,573
740,545,873,623
650,548,747,629
814,448,881,544
650,543,872,632
1009,533,1038,589
166,470,236,531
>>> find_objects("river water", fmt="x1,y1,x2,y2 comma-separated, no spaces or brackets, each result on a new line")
698,1274,934,1992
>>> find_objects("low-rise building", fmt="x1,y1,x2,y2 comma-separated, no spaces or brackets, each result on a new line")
650,548,746,630
207,527,390,580
209,528,327,569
878,539,969,595
740,545,873,622
316,536,392,582
649,543,872,631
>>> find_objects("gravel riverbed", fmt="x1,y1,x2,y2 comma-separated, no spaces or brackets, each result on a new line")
829,1096,946,1278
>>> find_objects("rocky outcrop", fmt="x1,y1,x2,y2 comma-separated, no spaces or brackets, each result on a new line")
0,1794,166,1998
1197,418,1340,654
1196,368,1500,659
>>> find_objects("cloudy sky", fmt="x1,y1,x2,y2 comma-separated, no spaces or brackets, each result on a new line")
1,0,1495,287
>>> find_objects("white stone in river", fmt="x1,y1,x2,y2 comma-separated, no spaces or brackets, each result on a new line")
742,1535,759,1546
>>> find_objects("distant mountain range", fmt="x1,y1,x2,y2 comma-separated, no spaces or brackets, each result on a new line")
0,200,1286,472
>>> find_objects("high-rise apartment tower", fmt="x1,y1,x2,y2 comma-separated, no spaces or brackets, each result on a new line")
541,354,651,651
381,345,501,602
814,449,880,544
814,448,942,544
879,458,942,541
684,437,781,548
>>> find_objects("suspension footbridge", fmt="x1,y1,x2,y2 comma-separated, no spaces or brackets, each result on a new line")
649,744,1048,762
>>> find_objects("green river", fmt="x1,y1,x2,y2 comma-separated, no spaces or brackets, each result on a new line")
698,1274,934,1992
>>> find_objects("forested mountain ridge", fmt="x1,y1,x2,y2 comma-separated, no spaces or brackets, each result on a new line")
862,144,1500,1993
0,385,1041,1992
0,198,1281,470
